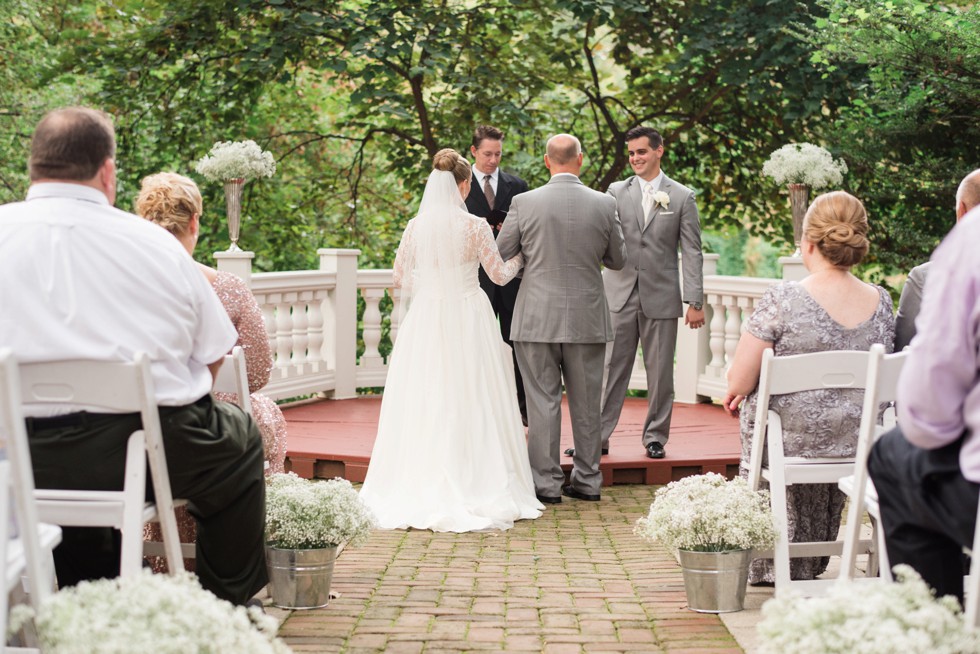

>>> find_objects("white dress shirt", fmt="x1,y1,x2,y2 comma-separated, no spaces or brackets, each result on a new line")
0,183,237,413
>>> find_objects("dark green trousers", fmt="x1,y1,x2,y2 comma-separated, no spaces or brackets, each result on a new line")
26,395,268,605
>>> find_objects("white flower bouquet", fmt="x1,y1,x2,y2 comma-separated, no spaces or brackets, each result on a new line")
196,139,277,182
634,472,777,553
9,570,290,653
757,565,980,654
762,143,847,189
266,473,376,550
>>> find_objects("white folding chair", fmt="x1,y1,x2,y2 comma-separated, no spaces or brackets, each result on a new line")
965,502,980,627
1,350,62,651
213,346,251,415
144,346,253,562
18,353,183,578
747,348,873,597
838,344,908,582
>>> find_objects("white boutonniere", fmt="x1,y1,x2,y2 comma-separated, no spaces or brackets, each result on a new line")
653,191,670,210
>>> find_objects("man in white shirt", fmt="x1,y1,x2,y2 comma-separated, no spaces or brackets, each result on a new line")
0,107,266,605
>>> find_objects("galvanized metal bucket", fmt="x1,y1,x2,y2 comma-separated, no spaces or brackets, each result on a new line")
677,549,751,613
266,545,339,609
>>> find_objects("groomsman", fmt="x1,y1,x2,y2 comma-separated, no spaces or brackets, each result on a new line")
465,125,530,424
580,126,704,460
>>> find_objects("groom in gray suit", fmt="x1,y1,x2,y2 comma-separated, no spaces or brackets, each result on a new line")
497,134,627,502
595,126,704,460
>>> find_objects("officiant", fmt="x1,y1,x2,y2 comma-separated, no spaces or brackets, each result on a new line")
465,124,530,425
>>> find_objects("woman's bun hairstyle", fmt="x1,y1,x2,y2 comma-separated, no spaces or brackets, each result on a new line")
803,190,870,268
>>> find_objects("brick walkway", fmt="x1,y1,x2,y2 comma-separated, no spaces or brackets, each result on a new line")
277,485,742,653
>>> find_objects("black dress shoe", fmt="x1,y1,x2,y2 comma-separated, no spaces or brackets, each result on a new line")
561,484,601,501
564,447,609,457
646,442,665,459
536,494,561,504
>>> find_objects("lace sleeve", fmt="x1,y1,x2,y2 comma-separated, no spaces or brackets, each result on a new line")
392,220,416,289
476,219,522,285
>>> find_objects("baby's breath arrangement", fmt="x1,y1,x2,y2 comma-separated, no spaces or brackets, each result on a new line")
266,473,376,550
196,140,276,182
635,473,777,553
758,565,980,653
10,570,290,653
762,143,847,189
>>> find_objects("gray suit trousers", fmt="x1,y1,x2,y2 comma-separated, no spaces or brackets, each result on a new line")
515,341,606,497
601,284,678,448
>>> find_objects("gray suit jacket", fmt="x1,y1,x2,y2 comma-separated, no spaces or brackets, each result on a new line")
895,261,930,351
496,174,627,343
603,174,703,319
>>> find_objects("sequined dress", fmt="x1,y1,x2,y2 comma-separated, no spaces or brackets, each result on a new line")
145,270,287,570
738,282,895,584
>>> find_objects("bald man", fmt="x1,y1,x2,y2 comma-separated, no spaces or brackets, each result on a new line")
496,134,626,503
895,168,980,351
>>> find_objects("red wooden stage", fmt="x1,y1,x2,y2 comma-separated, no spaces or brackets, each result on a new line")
282,396,740,486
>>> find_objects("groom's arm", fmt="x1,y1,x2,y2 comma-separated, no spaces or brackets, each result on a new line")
496,195,522,260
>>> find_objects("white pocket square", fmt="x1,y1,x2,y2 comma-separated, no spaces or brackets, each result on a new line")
659,211,676,215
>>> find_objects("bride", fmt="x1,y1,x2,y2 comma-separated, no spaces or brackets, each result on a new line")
359,148,544,531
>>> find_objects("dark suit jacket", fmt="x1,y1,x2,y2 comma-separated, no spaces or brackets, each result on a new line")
465,169,529,301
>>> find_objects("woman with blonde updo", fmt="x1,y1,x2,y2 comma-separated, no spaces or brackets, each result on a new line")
359,148,544,532
136,172,288,570
722,191,895,584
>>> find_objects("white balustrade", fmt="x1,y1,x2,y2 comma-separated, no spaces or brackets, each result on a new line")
217,248,779,405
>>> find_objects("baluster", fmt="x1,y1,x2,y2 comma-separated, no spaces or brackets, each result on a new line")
360,287,385,367
707,293,727,378
724,299,742,370
291,291,310,368
389,287,401,347
276,296,293,373
307,290,325,366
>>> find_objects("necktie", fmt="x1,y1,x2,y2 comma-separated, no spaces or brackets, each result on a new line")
483,175,495,209
642,184,656,226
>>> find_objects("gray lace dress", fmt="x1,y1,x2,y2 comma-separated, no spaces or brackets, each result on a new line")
738,281,895,584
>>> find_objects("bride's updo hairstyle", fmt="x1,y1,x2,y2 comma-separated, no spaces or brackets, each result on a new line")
802,190,870,269
433,148,471,185
135,172,203,236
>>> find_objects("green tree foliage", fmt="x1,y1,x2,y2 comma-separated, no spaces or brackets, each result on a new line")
805,0,980,276
6,0,972,280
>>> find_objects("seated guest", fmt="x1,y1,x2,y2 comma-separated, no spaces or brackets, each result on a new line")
136,172,288,571
894,169,980,350
868,205,980,605
135,172,287,475
722,191,895,584
0,107,267,605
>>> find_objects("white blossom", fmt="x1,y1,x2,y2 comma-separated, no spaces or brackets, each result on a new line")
29,570,291,653
634,473,777,552
758,566,980,653
196,140,277,182
266,473,377,549
762,143,847,189
653,191,670,210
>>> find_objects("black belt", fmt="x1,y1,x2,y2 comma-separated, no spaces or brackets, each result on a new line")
24,412,96,434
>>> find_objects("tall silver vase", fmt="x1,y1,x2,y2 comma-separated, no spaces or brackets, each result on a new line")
223,178,246,252
787,183,810,256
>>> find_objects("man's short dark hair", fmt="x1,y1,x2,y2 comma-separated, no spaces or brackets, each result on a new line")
624,126,663,149
29,107,116,182
472,125,505,149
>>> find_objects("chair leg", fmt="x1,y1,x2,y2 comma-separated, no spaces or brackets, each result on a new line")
118,432,149,577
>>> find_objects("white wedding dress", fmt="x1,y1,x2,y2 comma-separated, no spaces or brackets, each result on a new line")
359,170,543,532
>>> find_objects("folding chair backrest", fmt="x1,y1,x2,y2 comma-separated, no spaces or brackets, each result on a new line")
838,344,909,582
747,348,872,490
18,353,183,576
966,502,980,627
0,349,57,611
213,346,251,415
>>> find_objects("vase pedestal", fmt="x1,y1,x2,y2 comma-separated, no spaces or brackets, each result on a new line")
678,549,751,613
778,256,808,282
